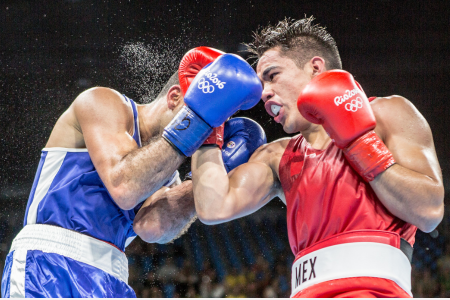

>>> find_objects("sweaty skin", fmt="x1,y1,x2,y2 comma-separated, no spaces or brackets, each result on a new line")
192,47,444,233
46,86,196,243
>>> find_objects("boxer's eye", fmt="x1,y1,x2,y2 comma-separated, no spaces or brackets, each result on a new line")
269,73,278,81
271,105,281,116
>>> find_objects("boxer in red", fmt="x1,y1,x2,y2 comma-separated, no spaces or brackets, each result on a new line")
190,17,444,297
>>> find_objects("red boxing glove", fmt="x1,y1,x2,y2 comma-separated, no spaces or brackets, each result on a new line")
297,70,395,181
202,126,224,148
178,47,225,148
178,46,225,95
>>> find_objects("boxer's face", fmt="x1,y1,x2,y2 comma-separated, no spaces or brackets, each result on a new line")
257,48,313,134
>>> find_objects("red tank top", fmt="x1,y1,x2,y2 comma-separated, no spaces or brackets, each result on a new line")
278,135,417,255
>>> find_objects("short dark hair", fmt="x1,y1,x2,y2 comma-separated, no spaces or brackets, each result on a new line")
246,16,342,70
155,71,180,101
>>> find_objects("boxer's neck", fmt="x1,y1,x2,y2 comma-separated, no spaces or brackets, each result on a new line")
136,100,164,144
301,125,331,150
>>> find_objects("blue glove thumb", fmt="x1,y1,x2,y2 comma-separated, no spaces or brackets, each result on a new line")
222,117,267,172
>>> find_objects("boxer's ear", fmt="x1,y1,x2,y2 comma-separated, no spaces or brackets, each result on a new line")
310,56,326,76
166,85,183,110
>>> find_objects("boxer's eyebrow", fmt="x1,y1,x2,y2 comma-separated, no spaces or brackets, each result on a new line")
262,66,278,80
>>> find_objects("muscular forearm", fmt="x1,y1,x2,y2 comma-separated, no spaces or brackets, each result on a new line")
111,138,185,209
192,145,279,224
371,164,444,232
133,180,196,244
192,146,233,224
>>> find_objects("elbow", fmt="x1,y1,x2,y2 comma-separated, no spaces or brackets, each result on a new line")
412,185,445,233
417,203,444,233
133,219,164,243
109,186,139,211
196,206,233,225
197,213,219,225
108,174,164,211
195,193,241,225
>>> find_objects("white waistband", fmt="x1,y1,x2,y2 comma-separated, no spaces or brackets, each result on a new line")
290,242,412,297
10,224,129,284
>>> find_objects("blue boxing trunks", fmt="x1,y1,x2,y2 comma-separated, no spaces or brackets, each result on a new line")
2,224,135,298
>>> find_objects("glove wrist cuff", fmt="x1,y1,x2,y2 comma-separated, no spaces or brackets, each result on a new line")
203,124,224,149
343,130,395,181
163,106,213,157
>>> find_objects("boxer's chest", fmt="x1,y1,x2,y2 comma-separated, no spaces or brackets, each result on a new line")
281,138,347,196
281,137,369,252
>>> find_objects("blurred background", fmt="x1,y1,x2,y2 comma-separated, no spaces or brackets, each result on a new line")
1,0,449,297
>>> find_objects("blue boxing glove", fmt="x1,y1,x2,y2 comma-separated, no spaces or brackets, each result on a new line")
222,117,267,172
184,117,266,180
163,54,262,157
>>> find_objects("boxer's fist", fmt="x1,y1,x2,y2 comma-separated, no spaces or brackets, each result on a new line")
178,47,225,96
222,117,267,172
163,54,262,157
178,47,225,149
297,70,375,148
297,70,395,181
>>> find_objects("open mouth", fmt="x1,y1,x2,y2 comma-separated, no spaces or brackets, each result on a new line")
271,104,281,117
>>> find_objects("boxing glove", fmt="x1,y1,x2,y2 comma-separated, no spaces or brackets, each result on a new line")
178,47,225,149
184,117,267,180
297,70,395,181
163,54,263,157
222,117,267,172
178,46,225,96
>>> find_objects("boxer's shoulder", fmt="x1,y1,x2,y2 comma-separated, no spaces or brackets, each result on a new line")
73,87,134,130
370,95,411,109
73,87,132,116
249,137,291,170
369,95,420,115
371,95,427,140
46,87,134,148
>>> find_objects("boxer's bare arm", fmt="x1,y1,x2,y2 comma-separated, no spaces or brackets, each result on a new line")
191,139,288,225
51,87,183,210
371,96,444,232
133,179,197,244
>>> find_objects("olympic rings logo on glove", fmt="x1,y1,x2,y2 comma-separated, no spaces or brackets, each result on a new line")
198,77,215,93
345,97,363,112
334,88,359,106
205,72,226,89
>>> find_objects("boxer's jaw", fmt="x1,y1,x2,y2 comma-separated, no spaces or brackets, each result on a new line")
160,96,184,130
141,84,184,140
137,100,162,143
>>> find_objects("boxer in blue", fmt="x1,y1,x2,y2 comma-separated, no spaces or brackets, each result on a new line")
1,47,265,298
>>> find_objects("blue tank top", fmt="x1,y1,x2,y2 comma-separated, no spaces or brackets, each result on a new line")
22,96,178,251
